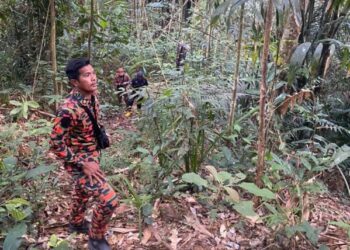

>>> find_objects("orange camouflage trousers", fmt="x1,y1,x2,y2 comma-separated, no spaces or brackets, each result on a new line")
66,159,118,239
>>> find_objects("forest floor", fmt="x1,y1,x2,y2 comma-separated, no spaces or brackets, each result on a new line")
32,110,350,250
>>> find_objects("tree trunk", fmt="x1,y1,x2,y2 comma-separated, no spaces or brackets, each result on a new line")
227,4,245,133
278,7,301,65
256,0,273,189
88,0,94,59
50,0,58,96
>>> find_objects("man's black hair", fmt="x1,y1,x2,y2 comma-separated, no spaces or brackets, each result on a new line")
65,58,90,80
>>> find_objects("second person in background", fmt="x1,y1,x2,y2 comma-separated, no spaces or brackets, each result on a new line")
114,67,130,107
127,70,148,110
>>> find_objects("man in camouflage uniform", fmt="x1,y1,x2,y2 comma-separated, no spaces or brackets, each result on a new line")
50,58,117,250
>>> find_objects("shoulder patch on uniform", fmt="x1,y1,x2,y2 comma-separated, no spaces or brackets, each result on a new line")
61,117,71,128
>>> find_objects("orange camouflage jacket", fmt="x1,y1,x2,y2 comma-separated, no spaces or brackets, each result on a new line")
50,89,100,170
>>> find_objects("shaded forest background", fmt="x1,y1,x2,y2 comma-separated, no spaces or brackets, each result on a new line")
0,0,350,249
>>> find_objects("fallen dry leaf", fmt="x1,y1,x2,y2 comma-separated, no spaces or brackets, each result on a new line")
110,228,138,233
141,226,152,245
169,229,182,250
185,196,197,204
115,204,132,215
185,215,214,238
220,224,227,238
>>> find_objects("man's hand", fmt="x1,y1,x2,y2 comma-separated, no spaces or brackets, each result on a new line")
82,161,105,185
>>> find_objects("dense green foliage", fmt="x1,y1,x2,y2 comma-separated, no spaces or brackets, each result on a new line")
0,0,349,248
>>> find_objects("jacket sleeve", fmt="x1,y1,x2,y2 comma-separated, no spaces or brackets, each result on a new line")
50,108,81,165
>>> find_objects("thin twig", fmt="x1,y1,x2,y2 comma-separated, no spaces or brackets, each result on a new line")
32,2,50,97
36,110,55,118
336,165,350,197
142,4,168,85
320,233,350,245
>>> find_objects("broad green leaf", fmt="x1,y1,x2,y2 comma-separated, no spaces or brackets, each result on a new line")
9,100,22,106
224,187,240,202
182,173,208,187
231,172,246,183
10,107,22,116
233,124,241,132
136,147,149,155
27,100,40,109
289,42,311,66
264,202,279,214
25,165,55,179
48,234,59,247
300,158,312,170
3,157,17,169
331,145,350,166
286,221,319,245
239,182,276,199
152,145,160,155
54,241,70,250
3,223,27,250
303,223,319,245
233,201,260,223
5,198,30,207
142,203,153,217
8,208,27,221
211,0,232,23
211,0,248,25
23,102,28,119
99,19,108,29
216,171,232,184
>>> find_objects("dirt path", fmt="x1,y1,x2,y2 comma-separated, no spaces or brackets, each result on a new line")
35,112,350,250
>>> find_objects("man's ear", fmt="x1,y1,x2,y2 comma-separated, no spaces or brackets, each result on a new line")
70,79,79,87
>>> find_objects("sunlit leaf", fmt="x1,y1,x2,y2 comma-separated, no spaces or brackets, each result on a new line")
224,187,240,202
5,198,30,207
136,147,149,155
9,100,22,106
233,200,260,222
331,145,350,166
182,173,208,187
239,182,276,199
23,102,28,119
10,107,22,116
27,100,40,109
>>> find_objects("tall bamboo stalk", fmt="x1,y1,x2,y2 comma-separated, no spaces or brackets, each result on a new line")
227,4,245,133
256,0,273,189
50,0,58,97
88,0,94,59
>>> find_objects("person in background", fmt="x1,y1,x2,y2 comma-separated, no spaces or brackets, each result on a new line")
127,70,148,110
176,41,189,71
50,58,118,250
114,67,130,106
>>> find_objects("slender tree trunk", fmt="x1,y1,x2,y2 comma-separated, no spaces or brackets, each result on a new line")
256,0,273,189
278,7,301,65
88,0,94,59
50,0,58,97
227,4,245,133
205,25,212,59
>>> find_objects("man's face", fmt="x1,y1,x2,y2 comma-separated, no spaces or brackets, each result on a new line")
116,68,125,77
72,64,97,95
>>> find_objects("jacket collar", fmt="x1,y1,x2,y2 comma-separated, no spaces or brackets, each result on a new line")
70,88,95,106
